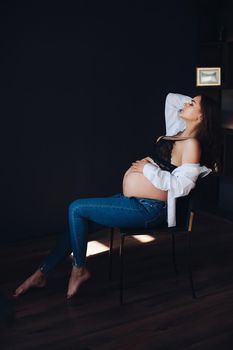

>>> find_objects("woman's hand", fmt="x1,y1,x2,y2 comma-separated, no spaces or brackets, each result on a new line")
130,159,149,173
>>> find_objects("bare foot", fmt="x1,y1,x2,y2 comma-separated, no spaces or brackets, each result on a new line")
67,266,91,299
13,269,47,297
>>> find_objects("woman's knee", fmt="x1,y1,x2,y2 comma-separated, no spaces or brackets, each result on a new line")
68,198,84,216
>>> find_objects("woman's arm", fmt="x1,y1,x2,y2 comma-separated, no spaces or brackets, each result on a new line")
165,93,192,136
131,140,211,198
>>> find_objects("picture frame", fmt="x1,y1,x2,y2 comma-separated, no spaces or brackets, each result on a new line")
196,67,221,86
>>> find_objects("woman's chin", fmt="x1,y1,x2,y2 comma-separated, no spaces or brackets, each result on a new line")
179,111,183,118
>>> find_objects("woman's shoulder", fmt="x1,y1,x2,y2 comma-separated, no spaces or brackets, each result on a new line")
183,137,201,149
182,138,201,163
182,137,199,143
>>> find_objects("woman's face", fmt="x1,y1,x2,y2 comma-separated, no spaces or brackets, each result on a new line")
179,95,203,123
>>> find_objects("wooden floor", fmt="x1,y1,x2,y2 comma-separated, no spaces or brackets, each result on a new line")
1,211,233,350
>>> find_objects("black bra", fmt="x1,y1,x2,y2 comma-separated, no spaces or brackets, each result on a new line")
150,136,183,173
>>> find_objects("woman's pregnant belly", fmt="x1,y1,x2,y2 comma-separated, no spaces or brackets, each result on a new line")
122,167,167,201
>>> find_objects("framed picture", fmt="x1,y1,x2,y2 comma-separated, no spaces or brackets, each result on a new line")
196,67,221,86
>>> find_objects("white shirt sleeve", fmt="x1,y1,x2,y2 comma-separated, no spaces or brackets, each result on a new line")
143,162,212,227
165,93,192,136
143,162,211,198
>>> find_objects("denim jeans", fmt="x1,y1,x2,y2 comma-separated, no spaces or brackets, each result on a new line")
39,194,167,275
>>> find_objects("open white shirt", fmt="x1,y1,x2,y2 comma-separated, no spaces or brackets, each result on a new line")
143,93,212,227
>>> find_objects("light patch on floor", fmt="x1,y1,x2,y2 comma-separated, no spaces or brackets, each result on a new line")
70,240,109,258
70,235,156,260
86,240,109,256
132,235,156,243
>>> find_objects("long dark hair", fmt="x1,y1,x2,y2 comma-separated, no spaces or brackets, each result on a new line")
197,94,221,171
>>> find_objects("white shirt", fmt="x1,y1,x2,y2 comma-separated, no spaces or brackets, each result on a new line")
143,93,212,227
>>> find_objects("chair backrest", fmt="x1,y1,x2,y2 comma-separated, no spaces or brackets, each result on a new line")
175,192,194,230
175,175,211,231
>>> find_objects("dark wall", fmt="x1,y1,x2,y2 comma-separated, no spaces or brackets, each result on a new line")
222,0,233,41
0,1,198,241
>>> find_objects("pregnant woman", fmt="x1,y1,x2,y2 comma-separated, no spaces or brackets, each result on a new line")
13,93,218,299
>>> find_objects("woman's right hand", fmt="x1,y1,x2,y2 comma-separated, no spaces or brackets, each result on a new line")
124,157,155,177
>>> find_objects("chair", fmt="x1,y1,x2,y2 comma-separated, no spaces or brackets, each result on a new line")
108,181,203,305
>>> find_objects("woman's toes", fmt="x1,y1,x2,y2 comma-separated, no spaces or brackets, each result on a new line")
13,271,47,297
13,284,28,298
15,289,23,297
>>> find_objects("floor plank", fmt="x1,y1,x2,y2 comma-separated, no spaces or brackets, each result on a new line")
1,211,233,349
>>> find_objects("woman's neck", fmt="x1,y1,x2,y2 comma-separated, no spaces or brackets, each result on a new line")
180,122,199,138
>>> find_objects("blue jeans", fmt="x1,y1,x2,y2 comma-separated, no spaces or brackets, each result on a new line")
39,194,167,275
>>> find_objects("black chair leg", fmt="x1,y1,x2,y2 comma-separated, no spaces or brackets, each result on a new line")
186,231,197,299
172,232,178,274
119,234,125,305
109,228,114,280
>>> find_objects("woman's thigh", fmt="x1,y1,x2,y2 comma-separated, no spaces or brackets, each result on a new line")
69,194,166,229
